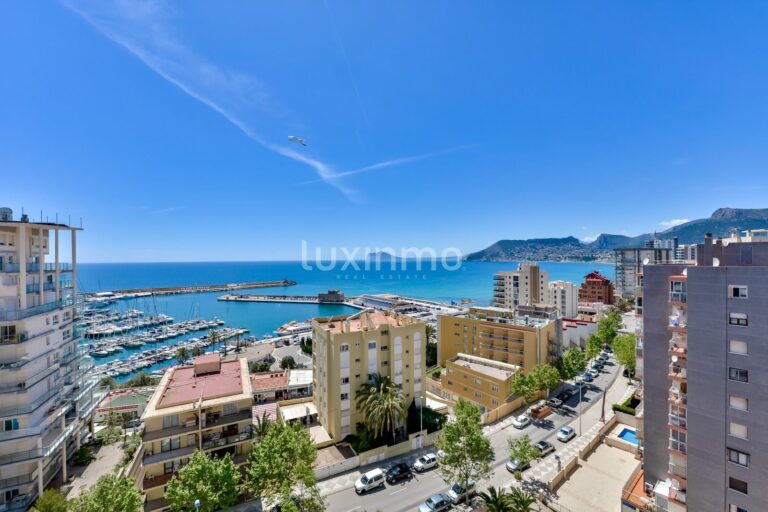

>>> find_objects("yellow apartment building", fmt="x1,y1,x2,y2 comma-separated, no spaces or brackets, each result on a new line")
438,306,557,371
442,353,519,412
128,354,254,512
312,310,426,441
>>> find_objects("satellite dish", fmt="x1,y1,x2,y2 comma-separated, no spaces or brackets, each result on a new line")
713,257,720,267
642,258,650,265
671,355,678,363
682,268,688,276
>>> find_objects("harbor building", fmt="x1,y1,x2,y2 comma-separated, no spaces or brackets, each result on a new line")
492,263,550,310
627,231,768,512
549,280,579,317
128,354,254,512
438,306,557,371
578,271,615,305
0,208,103,510
311,310,426,441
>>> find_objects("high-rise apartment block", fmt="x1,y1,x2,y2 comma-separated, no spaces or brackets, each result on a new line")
578,271,615,305
312,310,426,441
633,230,768,512
0,208,102,510
492,263,549,309
549,280,579,317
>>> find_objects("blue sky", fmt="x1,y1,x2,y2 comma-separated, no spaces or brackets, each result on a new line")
2,1,768,262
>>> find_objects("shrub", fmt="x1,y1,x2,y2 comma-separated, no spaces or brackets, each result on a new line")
432,369,442,380
74,445,93,465
612,395,642,416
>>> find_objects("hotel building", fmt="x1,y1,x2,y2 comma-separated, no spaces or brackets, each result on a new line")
0,208,102,510
312,310,426,441
492,263,550,310
629,231,768,512
129,355,254,512
578,271,615,305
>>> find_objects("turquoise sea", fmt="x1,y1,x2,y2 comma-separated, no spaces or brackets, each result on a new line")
78,260,613,338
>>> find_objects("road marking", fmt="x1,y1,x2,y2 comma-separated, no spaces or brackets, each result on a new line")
389,487,407,495
345,507,361,512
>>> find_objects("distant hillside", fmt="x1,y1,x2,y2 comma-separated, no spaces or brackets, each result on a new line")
366,250,400,262
466,208,768,261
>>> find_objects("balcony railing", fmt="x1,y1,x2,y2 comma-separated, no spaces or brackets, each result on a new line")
201,409,253,430
669,365,687,380
668,462,687,480
669,291,687,303
202,430,252,450
668,391,687,405
0,297,77,321
668,315,686,329
636,344,644,358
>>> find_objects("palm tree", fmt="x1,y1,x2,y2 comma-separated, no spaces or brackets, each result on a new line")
253,411,273,439
425,324,436,342
191,345,205,357
356,373,407,445
478,486,512,512
507,488,536,512
175,346,190,365
209,329,219,354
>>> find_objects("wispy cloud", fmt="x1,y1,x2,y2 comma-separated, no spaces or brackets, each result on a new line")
61,0,430,200
659,218,689,228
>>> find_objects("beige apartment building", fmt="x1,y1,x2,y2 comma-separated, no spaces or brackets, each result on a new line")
0,208,103,511
312,310,426,441
492,263,549,309
129,355,254,512
438,306,557,371
442,353,519,413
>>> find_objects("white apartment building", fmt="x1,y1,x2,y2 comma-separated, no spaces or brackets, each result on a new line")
0,208,102,510
492,263,550,310
548,280,578,318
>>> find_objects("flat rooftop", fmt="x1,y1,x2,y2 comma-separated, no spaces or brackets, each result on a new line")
448,353,519,381
250,372,288,392
315,310,418,334
288,369,312,387
155,356,246,410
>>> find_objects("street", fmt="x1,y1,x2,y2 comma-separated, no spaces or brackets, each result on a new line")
323,358,623,512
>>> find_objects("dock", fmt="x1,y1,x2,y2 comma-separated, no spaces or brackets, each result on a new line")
84,280,296,298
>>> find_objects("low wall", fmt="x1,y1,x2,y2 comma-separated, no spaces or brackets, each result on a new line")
614,411,639,428
605,435,638,455
357,430,439,466
481,396,525,425
314,455,360,480
548,456,579,491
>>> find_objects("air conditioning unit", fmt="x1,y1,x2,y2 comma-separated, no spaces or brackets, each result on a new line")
644,482,654,495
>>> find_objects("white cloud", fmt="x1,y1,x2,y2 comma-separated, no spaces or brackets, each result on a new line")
659,218,689,228
580,235,599,243
61,0,435,200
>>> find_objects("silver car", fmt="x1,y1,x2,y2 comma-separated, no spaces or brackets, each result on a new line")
557,426,576,442
418,493,452,512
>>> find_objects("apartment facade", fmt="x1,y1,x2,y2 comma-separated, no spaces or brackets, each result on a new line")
442,353,518,413
312,310,426,441
130,355,254,512
615,247,675,298
492,263,550,309
438,307,556,371
639,233,768,512
0,209,102,511
549,280,579,317
578,271,615,305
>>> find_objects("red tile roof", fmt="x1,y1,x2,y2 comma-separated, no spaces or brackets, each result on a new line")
250,372,289,391
156,359,244,409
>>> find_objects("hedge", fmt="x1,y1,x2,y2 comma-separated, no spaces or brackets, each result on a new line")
612,395,641,416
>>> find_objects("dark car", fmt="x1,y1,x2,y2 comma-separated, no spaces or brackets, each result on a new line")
536,440,555,457
556,388,575,402
623,368,636,378
385,462,412,484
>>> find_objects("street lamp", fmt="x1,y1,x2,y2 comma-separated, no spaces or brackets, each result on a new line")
577,378,583,436
194,499,200,511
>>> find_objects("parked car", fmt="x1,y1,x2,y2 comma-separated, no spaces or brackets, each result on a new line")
604,345,613,354
556,388,575,402
447,480,476,503
529,401,553,419
598,352,609,362
512,414,531,429
506,458,531,473
418,493,452,512
413,453,438,473
354,468,385,494
582,372,594,383
592,361,604,371
546,397,563,409
385,463,412,484
557,426,576,443
126,419,141,429
588,368,600,378
536,440,555,457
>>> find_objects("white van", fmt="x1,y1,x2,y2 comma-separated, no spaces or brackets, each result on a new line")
354,468,385,494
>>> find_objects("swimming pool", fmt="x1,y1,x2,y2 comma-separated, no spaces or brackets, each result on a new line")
618,427,639,445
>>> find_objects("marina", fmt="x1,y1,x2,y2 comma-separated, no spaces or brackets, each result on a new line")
83,279,296,301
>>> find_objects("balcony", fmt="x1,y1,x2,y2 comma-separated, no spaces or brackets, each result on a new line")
668,390,687,406
0,297,78,322
201,430,252,451
142,472,175,490
143,444,196,466
201,409,252,430
669,291,687,304
143,420,199,443
668,462,687,482
635,343,644,358
669,338,687,358
668,364,687,381
668,413,687,430
668,315,687,331
668,438,687,455
493,275,504,281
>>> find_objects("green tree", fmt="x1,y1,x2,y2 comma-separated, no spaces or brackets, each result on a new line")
30,488,69,512
511,372,539,404
191,345,205,357
209,330,220,353
165,450,240,512
175,346,190,365
598,309,622,345
280,355,297,370
253,410,273,439
530,363,561,396
99,375,117,389
425,323,436,342
426,341,438,368
356,373,407,444
586,334,603,364
435,399,493,490
74,474,142,512
507,434,540,472
250,360,272,373
558,348,587,380
120,372,158,389
478,486,512,512
508,487,536,512
245,422,324,512
613,333,637,380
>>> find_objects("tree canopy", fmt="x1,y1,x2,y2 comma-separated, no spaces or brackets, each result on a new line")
74,474,142,512
613,332,637,378
435,399,493,488
356,373,407,443
507,434,540,471
529,364,561,394
165,450,240,512
30,489,68,512
586,334,603,362
280,355,297,369
558,348,587,380
245,421,324,512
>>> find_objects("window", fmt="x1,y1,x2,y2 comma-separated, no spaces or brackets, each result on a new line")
729,477,748,495
729,505,748,512
381,346,388,351
381,361,388,366
340,344,349,352
341,377,349,384
729,313,748,326
474,391,482,398
162,415,179,428
491,385,499,392
340,393,349,400
729,395,748,411
728,448,749,467
474,378,482,385
729,340,748,355
2,418,19,432
368,342,376,349
223,403,236,416
491,399,499,406
729,368,749,382
729,422,748,439
730,286,748,299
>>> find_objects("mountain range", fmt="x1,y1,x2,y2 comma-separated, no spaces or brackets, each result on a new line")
464,208,768,262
